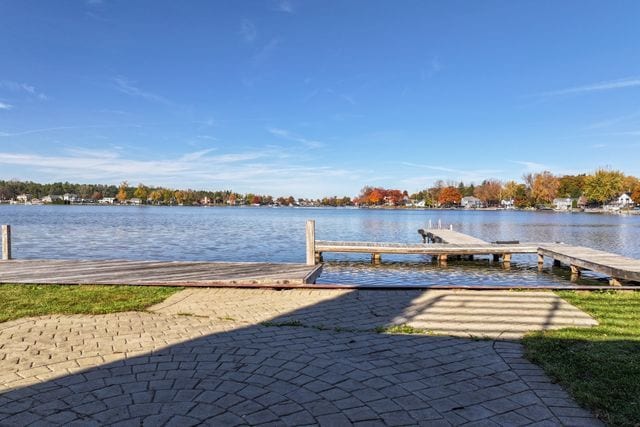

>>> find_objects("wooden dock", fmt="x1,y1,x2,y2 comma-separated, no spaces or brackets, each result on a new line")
306,221,640,286
423,229,489,245
538,244,640,286
0,259,323,287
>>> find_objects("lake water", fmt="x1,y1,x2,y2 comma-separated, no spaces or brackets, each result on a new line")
1,205,639,287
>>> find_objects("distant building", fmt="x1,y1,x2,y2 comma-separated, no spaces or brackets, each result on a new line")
553,198,573,211
129,198,142,205
617,193,634,207
461,196,482,208
16,194,31,203
99,197,116,204
501,199,515,209
42,195,63,203
63,193,79,203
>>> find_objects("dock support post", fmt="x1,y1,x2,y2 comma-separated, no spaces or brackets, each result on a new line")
306,220,315,266
570,265,581,276
609,278,622,286
438,254,448,265
1,225,10,261
537,254,544,271
502,253,511,269
371,253,381,264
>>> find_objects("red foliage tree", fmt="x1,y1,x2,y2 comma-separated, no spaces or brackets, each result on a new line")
438,186,462,207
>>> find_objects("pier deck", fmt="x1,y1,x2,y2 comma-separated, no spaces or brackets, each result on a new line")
424,229,489,244
309,222,640,285
0,259,323,287
538,244,640,285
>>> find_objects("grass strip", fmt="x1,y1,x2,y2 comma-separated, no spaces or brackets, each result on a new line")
0,284,181,323
523,290,640,426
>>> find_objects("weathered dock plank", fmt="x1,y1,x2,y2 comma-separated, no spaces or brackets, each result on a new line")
538,244,640,284
0,260,323,286
424,229,488,245
315,240,539,255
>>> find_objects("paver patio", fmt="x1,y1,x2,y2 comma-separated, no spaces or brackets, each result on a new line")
0,289,601,426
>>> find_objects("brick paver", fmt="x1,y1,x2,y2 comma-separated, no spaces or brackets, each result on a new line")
150,288,597,339
0,289,601,426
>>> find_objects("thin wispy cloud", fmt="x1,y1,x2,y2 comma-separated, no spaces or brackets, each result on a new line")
401,162,503,184
0,102,13,110
584,110,640,130
538,77,640,97
275,0,294,13
267,127,324,148
0,124,142,138
240,19,257,43
420,56,443,80
0,80,47,100
0,147,357,197
113,76,171,105
510,160,549,171
253,38,281,64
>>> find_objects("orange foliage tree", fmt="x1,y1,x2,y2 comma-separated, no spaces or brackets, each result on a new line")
474,180,502,206
532,171,559,205
438,186,462,206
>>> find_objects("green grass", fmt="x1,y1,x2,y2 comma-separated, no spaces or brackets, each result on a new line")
523,291,640,426
0,284,181,323
376,324,433,335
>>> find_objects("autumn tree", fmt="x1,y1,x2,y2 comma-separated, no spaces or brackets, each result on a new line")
134,183,149,202
501,181,519,201
385,189,404,206
557,175,586,198
583,169,624,205
438,186,462,207
474,180,502,206
622,175,639,195
531,171,559,205
149,190,163,204
116,181,129,202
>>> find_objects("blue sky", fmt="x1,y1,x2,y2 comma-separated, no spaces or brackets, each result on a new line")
0,0,639,198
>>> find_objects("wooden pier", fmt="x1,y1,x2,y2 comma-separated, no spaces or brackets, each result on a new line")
538,244,640,286
0,259,323,287
307,220,640,286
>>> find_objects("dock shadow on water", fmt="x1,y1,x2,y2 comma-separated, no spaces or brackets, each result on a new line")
0,287,601,426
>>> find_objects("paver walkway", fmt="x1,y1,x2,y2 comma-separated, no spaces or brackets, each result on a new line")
150,288,597,339
0,289,601,426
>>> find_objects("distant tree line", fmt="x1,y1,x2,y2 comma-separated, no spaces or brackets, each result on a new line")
0,180,353,207
358,168,640,208
1,167,638,208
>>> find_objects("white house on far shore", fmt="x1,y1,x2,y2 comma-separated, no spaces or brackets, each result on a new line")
553,198,573,211
617,193,634,207
461,196,482,208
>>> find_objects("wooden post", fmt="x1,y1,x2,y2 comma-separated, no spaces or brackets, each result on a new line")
502,253,512,263
570,265,581,276
371,253,381,264
2,225,10,261
438,254,448,265
537,254,544,265
609,277,622,286
305,220,315,266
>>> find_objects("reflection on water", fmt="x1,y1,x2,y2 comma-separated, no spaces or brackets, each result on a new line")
1,205,638,287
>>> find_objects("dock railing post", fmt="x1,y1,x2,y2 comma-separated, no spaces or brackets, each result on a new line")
2,225,11,261
306,220,316,266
